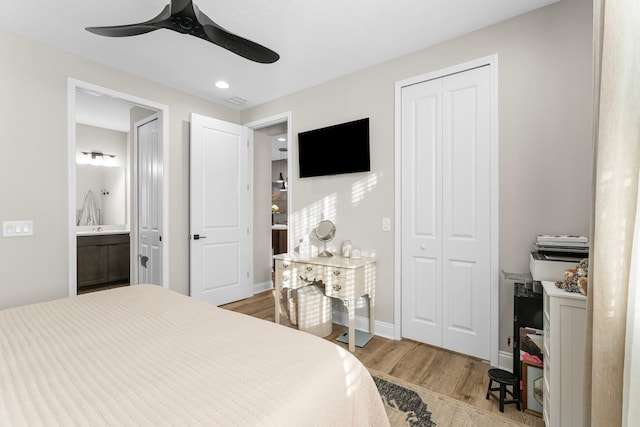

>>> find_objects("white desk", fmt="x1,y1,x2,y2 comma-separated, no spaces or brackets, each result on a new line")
273,254,376,352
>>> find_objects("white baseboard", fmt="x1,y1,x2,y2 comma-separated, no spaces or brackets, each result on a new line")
255,285,509,364
253,281,273,294
332,310,396,340
499,350,513,372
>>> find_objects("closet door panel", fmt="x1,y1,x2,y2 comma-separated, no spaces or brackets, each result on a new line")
401,78,443,345
442,66,491,360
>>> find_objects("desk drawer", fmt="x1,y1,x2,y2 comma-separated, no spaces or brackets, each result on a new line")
324,267,355,298
275,260,292,287
277,262,326,287
296,263,325,285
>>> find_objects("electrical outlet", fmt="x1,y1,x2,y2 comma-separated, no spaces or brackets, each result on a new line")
507,336,512,347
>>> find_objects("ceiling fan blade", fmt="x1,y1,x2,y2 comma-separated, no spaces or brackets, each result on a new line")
86,24,159,38
86,0,280,63
202,25,279,63
169,0,194,15
86,5,171,38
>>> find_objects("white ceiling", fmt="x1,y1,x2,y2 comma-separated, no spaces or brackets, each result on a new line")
1,0,558,111
75,90,136,133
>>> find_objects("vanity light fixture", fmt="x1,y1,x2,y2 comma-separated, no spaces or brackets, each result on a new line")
77,151,116,167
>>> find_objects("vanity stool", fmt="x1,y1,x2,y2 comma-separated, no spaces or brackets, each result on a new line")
486,368,520,412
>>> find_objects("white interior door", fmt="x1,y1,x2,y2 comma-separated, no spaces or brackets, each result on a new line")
401,65,492,360
136,115,162,285
190,113,253,306
400,77,443,345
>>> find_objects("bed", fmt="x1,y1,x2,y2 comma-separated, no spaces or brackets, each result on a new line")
0,285,388,426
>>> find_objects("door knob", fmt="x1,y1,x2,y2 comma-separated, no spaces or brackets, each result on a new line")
420,244,426,250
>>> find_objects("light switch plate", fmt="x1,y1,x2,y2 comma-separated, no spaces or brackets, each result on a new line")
3,220,33,237
382,217,391,232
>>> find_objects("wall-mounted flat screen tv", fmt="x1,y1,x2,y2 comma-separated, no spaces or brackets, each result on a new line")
298,118,370,178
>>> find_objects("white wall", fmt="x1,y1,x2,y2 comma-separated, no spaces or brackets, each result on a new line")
0,28,239,310
242,0,593,351
253,129,273,287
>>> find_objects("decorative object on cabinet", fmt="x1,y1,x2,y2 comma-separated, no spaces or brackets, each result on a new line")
341,240,352,258
522,360,543,417
314,219,336,257
555,257,589,295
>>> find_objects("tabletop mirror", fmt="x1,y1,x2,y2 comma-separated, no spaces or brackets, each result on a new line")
314,220,336,257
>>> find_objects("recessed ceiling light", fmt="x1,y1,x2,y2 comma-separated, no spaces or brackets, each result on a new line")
215,80,230,89
277,137,286,142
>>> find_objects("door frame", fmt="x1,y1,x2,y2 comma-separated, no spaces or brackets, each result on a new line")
244,111,293,291
393,55,499,366
67,78,170,296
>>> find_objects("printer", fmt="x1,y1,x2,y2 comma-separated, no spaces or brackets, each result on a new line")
529,235,589,282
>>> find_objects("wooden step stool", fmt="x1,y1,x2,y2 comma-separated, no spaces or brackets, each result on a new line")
486,368,521,412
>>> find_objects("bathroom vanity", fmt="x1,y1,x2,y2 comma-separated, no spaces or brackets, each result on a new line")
272,225,288,255
77,232,130,290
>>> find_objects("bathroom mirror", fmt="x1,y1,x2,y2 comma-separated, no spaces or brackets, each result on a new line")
314,219,336,257
76,165,127,226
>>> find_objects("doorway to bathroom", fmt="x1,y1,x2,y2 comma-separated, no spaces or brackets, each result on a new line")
67,79,170,296
246,113,292,295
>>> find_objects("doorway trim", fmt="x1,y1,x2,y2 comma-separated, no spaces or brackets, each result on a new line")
393,55,499,366
244,111,292,293
67,78,170,296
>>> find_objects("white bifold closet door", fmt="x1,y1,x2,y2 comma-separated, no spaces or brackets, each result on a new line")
401,65,491,360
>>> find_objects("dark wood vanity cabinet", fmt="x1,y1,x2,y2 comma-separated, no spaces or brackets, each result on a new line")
272,229,288,255
77,233,130,289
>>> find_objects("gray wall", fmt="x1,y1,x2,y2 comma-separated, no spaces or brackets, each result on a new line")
0,28,239,310
242,0,593,351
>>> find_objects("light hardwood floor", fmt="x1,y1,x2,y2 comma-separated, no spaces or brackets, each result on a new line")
222,289,544,427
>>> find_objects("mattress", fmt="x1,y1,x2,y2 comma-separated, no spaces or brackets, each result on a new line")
0,285,388,426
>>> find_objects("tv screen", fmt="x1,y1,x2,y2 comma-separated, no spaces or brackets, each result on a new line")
298,118,370,178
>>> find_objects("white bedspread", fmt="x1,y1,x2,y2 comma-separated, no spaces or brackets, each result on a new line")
0,285,388,426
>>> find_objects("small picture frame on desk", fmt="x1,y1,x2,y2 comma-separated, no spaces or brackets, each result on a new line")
522,360,544,417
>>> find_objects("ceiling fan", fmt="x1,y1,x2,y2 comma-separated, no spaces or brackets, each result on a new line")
86,0,279,64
